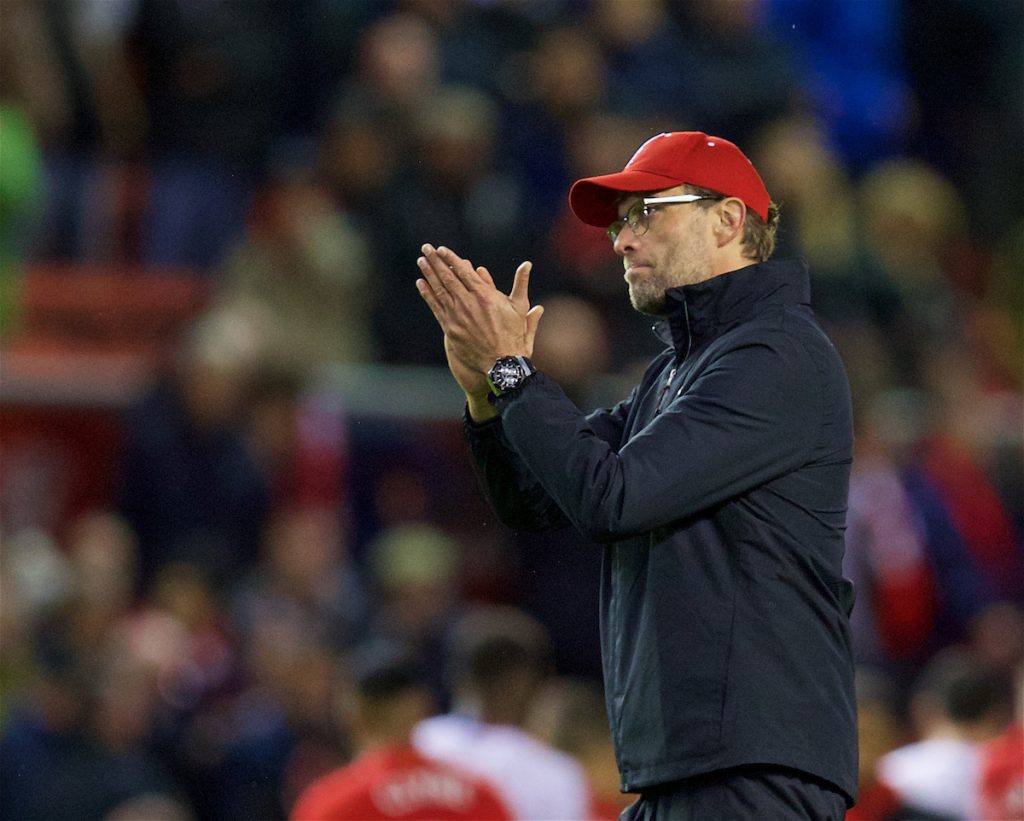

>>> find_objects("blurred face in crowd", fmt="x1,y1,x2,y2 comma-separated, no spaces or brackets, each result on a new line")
266,507,342,599
612,186,716,315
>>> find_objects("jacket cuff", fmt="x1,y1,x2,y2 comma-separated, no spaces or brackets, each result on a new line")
492,370,545,412
463,405,503,432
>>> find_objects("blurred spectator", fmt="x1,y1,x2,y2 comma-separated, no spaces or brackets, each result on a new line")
289,643,513,820
844,391,944,674
846,669,941,821
403,0,537,98
320,8,441,304
529,294,612,409
1,603,89,819
969,603,1024,678
231,506,370,655
876,648,1014,820
587,0,691,121
0,604,186,820
902,0,1024,246
243,365,352,512
319,9,442,254
116,561,238,820
0,99,42,337
375,83,527,364
412,606,591,820
218,176,375,366
858,159,970,371
974,665,1024,820
0,4,45,335
318,103,402,231
664,0,800,148
136,562,236,706
528,677,632,820
0,527,73,729
210,622,345,820
989,218,1024,349
749,115,905,337
912,345,1024,610
116,304,276,592
846,382,1021,678
366,524,465,705
503,25,609,229
336,11,441,136
66,510,138,620
126,0,306,269
4,0,146,264
751,116,858,266
0,557,29,729
1,527,74,618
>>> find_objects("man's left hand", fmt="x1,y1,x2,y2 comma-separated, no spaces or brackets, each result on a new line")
416,244,544,374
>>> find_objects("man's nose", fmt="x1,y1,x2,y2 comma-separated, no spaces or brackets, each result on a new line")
613,224,638,256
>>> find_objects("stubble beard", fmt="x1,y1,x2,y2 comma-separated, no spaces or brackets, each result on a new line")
628,272,673,316
627,233,713,316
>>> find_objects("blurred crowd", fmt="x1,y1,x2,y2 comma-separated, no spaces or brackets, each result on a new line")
0,0,1022,819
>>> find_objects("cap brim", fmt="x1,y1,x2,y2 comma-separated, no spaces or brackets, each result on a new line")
569,169,684,227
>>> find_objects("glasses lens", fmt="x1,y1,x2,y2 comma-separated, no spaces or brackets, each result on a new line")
608,201,649,242
627,201,649,236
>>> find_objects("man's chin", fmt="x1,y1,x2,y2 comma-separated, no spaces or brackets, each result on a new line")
628,286,668,317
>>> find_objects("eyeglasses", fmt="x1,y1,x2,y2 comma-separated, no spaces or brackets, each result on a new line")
606,194,717,242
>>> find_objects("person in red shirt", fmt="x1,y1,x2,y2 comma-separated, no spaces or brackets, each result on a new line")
290,647,512,821
976,719,1024,820
975,667,1024,821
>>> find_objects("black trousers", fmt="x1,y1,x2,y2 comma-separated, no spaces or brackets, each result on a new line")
619,766,849,821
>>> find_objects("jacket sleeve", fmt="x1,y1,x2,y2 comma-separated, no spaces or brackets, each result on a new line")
465,385,635,532
493,331,832,542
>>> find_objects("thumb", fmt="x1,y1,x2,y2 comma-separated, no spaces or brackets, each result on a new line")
509,260,533,312
524,303,545,352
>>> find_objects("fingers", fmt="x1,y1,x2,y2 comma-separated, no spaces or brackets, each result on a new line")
476,266,495,287
415,244,484,328
509,260,533,312
420,244,482,294
525,303,545,351
416,278,445,323
417,252,450,305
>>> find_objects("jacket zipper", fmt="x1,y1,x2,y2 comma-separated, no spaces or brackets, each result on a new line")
655,300,693,415
617,297,694,784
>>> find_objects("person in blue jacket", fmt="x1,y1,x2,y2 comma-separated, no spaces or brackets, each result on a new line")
415,131,857,820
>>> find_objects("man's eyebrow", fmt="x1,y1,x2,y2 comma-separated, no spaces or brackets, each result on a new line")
613,192,643,215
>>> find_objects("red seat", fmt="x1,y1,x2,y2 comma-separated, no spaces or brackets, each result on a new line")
2,263,210,407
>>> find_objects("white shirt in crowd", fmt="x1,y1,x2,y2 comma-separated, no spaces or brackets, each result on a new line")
877,737,981,820
413,714,591,820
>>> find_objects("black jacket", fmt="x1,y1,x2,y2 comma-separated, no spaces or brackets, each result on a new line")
466,259,858,803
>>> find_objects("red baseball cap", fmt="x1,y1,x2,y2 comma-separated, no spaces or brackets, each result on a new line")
569,131,771,226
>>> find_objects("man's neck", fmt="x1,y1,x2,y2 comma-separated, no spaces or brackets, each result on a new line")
707,250,757,281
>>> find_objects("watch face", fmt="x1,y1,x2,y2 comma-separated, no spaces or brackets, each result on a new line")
491,358,525,392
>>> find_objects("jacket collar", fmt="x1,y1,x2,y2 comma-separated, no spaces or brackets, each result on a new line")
655,258,812,356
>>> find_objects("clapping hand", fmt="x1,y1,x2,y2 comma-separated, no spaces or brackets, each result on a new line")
416,244,544,417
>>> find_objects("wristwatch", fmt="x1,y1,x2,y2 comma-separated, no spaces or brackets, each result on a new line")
486,355,537,396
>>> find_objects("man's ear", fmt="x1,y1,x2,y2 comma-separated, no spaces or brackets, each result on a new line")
713,198,747,248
